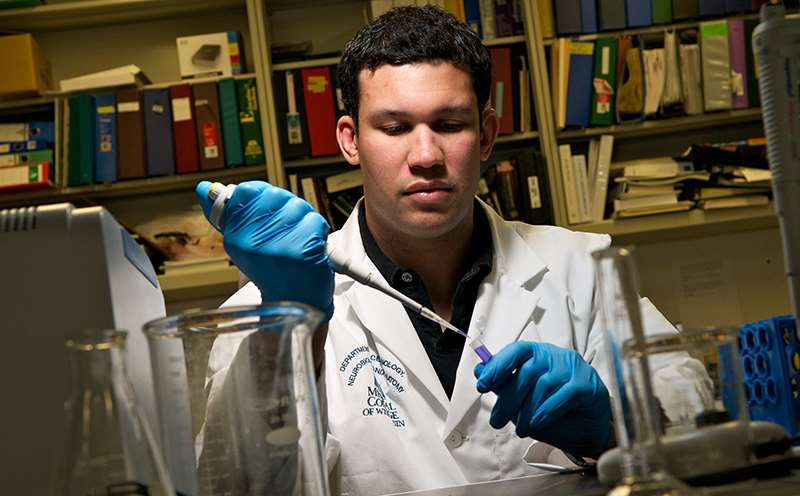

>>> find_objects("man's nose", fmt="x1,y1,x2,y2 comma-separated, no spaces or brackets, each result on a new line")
407,126,444,169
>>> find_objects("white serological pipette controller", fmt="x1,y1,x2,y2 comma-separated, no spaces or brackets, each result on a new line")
206,182,493,364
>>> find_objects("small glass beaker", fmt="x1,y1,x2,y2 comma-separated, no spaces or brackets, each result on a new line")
51,330,175,496
143,303,329,496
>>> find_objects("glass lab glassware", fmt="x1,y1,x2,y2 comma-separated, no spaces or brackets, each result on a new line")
593,246,690,496
51,330,175,496
143,303,329,496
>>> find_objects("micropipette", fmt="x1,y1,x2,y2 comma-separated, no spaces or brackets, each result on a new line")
206,182,493,364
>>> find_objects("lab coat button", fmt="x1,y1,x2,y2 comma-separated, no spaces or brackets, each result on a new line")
446,430,464,449
401,272,413,283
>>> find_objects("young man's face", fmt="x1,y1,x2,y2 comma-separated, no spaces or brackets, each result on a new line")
337,62,497,241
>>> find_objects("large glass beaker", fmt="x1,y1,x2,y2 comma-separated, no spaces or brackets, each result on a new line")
143,303,329,496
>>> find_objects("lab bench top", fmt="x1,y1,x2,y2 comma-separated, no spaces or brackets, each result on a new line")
384,470,800,496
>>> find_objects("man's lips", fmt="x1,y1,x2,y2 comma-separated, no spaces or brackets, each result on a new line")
402,181,453,194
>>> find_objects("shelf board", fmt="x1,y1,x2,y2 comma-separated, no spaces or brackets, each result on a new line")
0,164,267,208
0,95,55,111
483,35,526,46
557,108,763,141
496,130,539,143
158,265,240,303
542,12,759,45
0,0,245,32
572,203,777,245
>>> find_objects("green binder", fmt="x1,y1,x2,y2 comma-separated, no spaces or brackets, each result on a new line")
67,94,94,186
236,78,265,166
651,0,672,24
218,79,244,167
744,18,760,107
590,37,618,126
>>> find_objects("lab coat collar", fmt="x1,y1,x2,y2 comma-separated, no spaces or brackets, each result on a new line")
330,199,550,422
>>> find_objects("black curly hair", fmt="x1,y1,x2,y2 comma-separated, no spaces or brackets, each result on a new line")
337,5,492,129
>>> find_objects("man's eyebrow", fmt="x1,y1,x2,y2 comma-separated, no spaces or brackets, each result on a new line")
367,105,475,120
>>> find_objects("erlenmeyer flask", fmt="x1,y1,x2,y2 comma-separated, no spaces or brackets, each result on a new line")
593,246,692,496
52,330,175,496
143,303,329,496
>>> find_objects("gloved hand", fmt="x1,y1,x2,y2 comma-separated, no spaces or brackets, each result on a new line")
474,341,612,459
195,180,334,321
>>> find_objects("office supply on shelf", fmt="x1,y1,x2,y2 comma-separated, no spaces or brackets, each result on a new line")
672,0,699,19
591,135,614,222
494,0,515,37
744,19,761,107
616,36,645,122
565,41,594,128
301,67,339,157
699,0,726,17
94,93,117,184
274,70,310,160
143,88,176,177
0,162,50,191
0,148,51,167
728,18,749,109
170,84,200,173
176,31,244,79
651,0,672,24
701,20,733,111
573,153,592,222
464,0,482,38
626,0,652,27
558,143,583,224
725,0,754,12
0,33,52,98
678,33,704,115
554,0,582,35
0,121,54,144
480,0,497,39
116,89,146,180
236,78,265,165
661,31,682,112
551,38,570,129
643,46,666,116
490,47,515,134
536,0,555,38
0,140,48,155
598,0,626,31
67,94,94,186
579,0,598,33
217,79,244,167
59,65,149,93
192,82,225,170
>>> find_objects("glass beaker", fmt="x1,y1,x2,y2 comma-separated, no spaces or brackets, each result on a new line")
51,330,175,496
593,246,690,496
143,303,329,496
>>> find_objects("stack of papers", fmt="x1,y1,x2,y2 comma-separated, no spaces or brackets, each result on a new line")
58,65,151,93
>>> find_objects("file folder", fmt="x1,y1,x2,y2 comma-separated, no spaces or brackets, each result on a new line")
626,0,652,27
116,89,146,179
490,47,515,134
170,84,200,173
565,41,594,128
598,0,626,31
236,78,266,165
274,70,311,160
728,18,748,109
143,88,175,176
590,37,618,126
218,78,244,167
301,67,339,157
193,82,225,170
94,93,117,183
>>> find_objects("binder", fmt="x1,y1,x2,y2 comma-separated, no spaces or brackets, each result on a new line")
744,19,760,107
565,41,594,128
116,89,146,179
728,18,748,109
0,140,48,155
490,47,514,134
494,0,514,37
597,0,626,31
554,0,582,35
551,38,571,129
699,0,725,17
626,0,651,27
192,82,225,170
558,143,581,224
590,37,618,126
274,70,311,160
170,84,200,173
481,0,497,40
0,121,54,144
67,94,94,186
236,78,266,165
537,0,556,38
94,93,117,183
328,64,347,122
700,20,732,111
643,46,666,117
0,149,52,167
516,150,553,224
301,67,339,157
143,88,175,177
651,0,672,24
591,135,614,222
672,0,699,19
579,0,597,33
725,0,753,12
464,0,482,38
0,163,51,192
218,78,244,167
679,34,704,115
616,36,645,122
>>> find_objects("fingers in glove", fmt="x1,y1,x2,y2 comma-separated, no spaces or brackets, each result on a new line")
516,372,565,438
488,356,549,428
476,341,543,394
195,181,214,219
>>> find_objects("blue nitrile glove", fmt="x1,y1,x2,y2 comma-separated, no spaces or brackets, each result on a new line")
474,341,612,459
195,180,334,321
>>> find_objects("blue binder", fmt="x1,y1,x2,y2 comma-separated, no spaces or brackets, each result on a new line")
143,88,175,177
27,121,54,144
94,94,117,183
464,0,482,38
699,0,725,16
580,0,598,33
0,140,48,155
565,41,595,128
626,0,651,27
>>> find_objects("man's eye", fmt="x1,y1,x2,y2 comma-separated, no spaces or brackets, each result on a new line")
382,124,406,135
438,121,465,132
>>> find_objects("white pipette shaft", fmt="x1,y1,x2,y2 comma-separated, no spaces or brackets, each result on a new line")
206,182,493,363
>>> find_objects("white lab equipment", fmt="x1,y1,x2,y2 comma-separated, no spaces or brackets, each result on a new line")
143,303,330,496
754,4,800,319
206,181,494,364
0,203,166,494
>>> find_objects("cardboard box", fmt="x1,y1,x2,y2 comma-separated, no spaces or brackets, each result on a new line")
0,33,52,98
176,31,244,79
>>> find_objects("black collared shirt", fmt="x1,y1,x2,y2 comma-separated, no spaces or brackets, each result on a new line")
358,202,493,399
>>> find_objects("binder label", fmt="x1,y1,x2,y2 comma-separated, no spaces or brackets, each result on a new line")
173,97,192,122
202,122,220,159
117,101,140,113
287,113,303,145
494,81,504,118
308,75,329,93
527,176,542,209
152,103,165,114
97,105,115,114
593,77,614,114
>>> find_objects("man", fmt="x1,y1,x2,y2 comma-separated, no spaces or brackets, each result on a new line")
196,6,685,495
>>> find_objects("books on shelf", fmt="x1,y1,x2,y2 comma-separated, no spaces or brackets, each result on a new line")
0,162,52,192
161,256,231,275
59,65,151,93
699,194,769,210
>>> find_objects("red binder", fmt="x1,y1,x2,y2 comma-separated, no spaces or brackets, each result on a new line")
192,82,225,170
301,67,339,157
170,84,200,173
490,47,514,135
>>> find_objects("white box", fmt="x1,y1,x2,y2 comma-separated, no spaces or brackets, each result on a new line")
176,31,244,79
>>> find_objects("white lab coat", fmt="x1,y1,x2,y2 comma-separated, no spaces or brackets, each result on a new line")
212,200,685,496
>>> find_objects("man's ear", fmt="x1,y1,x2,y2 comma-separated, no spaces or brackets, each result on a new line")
337,115,360,166
479,107,499,161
